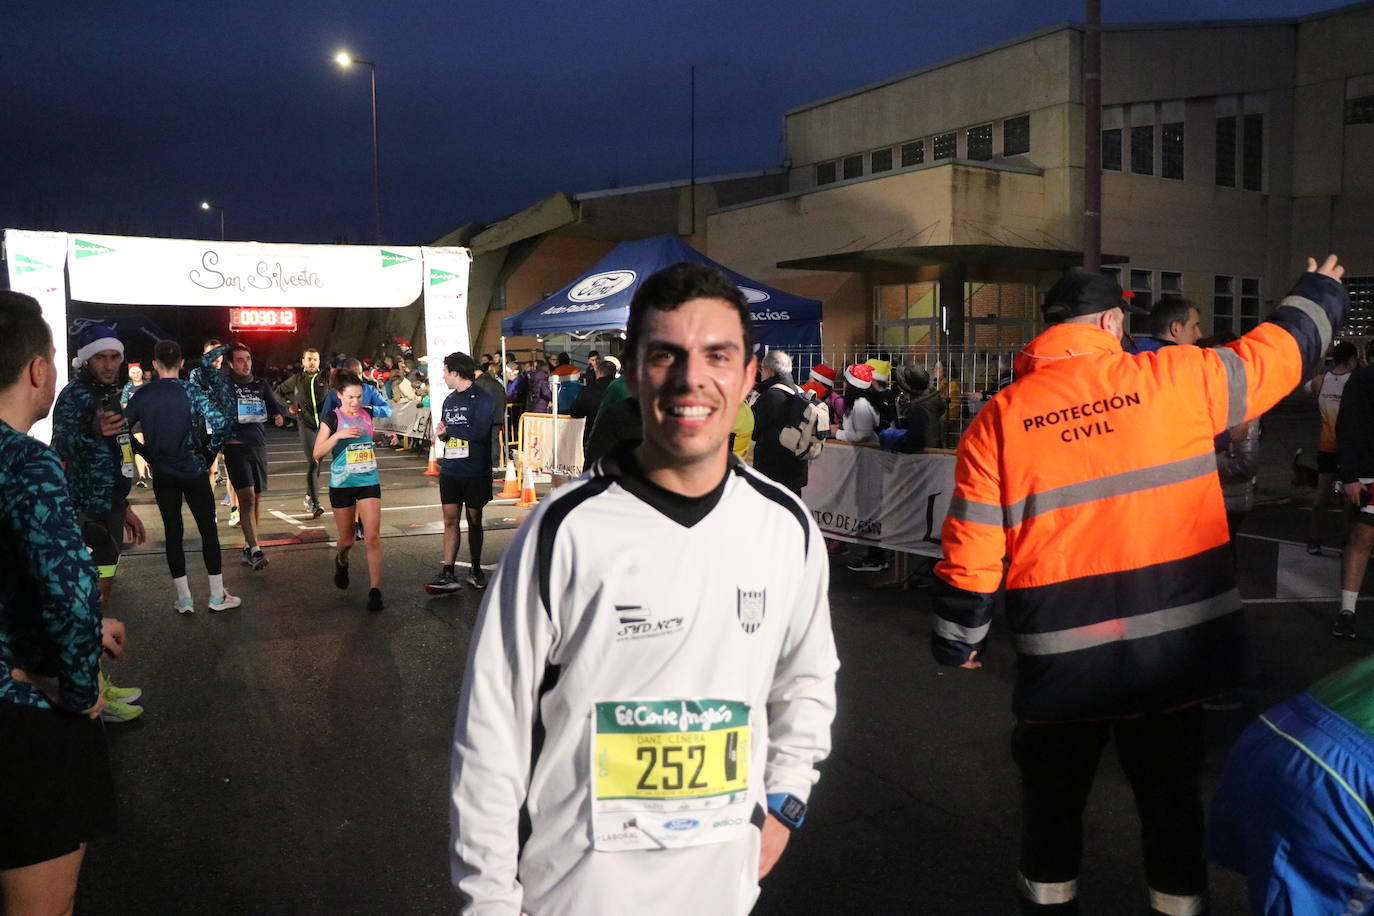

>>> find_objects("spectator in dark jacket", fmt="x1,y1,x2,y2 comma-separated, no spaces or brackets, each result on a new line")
571,360,617,450
880,365,939,454
750,350,807,495
524,364,551,414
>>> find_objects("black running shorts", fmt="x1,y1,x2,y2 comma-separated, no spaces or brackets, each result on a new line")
439,474,492,509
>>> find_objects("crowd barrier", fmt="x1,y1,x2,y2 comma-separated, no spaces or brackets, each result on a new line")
801,441,957,559
372,399,431,437
518,413,586,479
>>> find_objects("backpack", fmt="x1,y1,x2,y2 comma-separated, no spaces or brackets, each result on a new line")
770,383,829,460
555,376,582,413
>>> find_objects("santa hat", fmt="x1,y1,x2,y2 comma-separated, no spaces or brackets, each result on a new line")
72,322,123,368
865,358,892,383
800,380,826,399
808,363,837,387
127,363,142,371
844,363,874,389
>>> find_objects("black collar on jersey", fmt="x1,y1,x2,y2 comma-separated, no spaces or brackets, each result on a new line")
605,445,729,528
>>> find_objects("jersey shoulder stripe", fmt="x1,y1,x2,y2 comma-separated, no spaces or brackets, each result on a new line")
535,473,616,618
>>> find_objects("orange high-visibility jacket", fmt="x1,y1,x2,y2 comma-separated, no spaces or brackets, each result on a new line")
933,272,1348,722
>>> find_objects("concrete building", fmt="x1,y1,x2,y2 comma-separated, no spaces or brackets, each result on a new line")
707,1,1374,350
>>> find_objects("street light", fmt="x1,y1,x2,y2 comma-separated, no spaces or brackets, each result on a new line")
335,50,383,245
200,201,224,240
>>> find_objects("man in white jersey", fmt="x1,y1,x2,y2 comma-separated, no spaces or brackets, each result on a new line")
449,262,838,915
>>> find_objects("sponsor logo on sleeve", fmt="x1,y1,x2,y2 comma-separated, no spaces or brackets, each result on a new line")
615,604,685,642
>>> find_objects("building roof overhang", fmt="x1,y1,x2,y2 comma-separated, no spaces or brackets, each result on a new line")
777,245,1129,273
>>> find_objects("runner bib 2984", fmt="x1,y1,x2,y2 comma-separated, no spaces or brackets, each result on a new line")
590,698,752,852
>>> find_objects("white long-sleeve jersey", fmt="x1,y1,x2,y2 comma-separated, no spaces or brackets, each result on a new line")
450,450,838,916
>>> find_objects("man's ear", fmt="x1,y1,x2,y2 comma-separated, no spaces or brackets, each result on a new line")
27,355,51,390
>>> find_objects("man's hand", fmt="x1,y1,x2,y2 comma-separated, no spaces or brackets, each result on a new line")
93,409,126,437
1345,481,1367,507
288,405,300,415
10,668,105,719
1308,254,1345,283
960,650,983,670
435,422,447,438
124,506,146,546
273,414,285,427
101,617,128,661
758,814,791,879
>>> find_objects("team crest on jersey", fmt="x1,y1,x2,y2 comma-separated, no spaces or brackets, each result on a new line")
737,588,766,634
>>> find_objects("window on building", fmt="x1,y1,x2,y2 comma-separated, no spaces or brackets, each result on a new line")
842,154,864,180
1240,277,1261,331
815,161,837,186
1131,125,1154,175
1214,276,1234,334
1102,128,1123,171
933,131,957,160
1348,96,1374,125
1346,277,1374,337
870,147,893,173
901,140,925,167
1215,116,1237,187
1242,113,1264,191
967,124,993,161
1003,115,1031,156
1129,269,1154,334
1161,122,1184,180
1161,271,1183,296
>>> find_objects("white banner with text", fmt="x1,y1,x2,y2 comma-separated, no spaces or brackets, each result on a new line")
801,443,957,558
65,234,424,308
420,247,474,410
519,413,586,479
4,229,71,443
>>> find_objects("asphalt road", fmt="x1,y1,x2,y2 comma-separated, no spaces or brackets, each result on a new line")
75,409,1366,915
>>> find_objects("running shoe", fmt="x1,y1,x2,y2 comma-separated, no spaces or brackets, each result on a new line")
367,588,384,612
334,553,350,589
248,548,269,571
208,592,241,612
467,568,488,590
135,479,150,489
846,558,889,572
1333,612,1357,640
228,507,241,527
173,596,195,615
101,699,144,723
311,505,325,519
102,679,142,704
424,571,462,595
221,492,233,507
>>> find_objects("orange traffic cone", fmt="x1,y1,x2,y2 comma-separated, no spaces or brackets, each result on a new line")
516,466,538,508
498,460,520,498
424,440,440,476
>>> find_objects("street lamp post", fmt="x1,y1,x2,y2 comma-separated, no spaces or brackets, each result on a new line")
200,201,224,240
335,51,384,245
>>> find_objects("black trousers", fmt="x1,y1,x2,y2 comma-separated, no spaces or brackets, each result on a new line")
298,422,321,505
1011,707,1207,907
152,473,221,577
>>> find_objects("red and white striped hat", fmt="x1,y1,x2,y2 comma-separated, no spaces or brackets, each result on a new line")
809,363,837,387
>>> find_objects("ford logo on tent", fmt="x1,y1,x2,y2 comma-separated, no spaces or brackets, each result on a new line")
568,270,637,302
738,286,771,304
663,818,699,831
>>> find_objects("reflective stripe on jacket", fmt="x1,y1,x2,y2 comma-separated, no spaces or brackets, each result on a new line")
933,272,1348,721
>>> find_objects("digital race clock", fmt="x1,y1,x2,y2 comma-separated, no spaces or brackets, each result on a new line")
229,307,297,332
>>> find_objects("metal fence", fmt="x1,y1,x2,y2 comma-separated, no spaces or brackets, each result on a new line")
782,344,1020,447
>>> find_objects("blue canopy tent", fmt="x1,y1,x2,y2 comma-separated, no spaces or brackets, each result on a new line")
500,235,821,352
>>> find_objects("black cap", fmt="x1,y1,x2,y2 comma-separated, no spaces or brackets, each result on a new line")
1042,270,1146,324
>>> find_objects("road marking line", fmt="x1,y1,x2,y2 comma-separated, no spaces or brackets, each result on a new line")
270,510,306,529
1243,597,1374,604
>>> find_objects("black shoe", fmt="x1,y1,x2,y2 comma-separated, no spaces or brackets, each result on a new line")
468,568,488,590
366,588,384,612
1333,612,1357,640
334,554,350,589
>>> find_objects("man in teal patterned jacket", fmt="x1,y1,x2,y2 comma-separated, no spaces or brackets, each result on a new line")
0,291,124,911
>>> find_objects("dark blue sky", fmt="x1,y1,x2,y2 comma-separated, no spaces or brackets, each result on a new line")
1,0,1345,247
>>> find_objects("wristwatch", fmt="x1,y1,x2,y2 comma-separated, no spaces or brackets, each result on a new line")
766,793,807,830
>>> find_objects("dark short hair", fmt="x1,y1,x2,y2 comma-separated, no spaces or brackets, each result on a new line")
596,360,617,378
203,338,221,350
444,352,477,380
0,291,53,389
1148,297,1198,338
228,343,251,361
588,350,600,358
333,370,364,392
153,339,183,369
623,262,753,367
556,352,572,365
1334,341,1359,365
343,358,363,373
302,347,320,356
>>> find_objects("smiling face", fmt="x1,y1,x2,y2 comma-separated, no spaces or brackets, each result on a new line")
86,349,123,386
626,296,756,477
